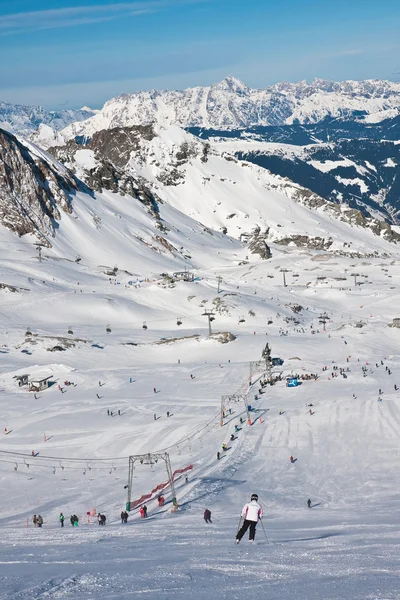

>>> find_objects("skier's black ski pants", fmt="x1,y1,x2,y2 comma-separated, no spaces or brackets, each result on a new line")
236,519,257,541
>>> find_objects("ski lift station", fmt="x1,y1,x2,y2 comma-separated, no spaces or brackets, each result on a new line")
28,376,52,392
172,271,195,282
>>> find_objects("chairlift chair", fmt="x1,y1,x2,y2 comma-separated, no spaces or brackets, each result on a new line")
177,318,182,326
142,322,148,330
106,324,111,333
239,317,245,323
68,326,73,335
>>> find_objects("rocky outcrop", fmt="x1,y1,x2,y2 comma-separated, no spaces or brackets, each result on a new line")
0,128,79,245
89,125,156,167
245,226,272,259
274,235,333,250
49,129,162,218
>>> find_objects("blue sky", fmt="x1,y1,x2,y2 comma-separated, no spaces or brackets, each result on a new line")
1,0,399,109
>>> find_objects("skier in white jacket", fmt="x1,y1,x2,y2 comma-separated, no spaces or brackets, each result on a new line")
236,494,263,543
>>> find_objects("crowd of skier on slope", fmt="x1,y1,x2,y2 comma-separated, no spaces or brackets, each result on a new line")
29,346,398,542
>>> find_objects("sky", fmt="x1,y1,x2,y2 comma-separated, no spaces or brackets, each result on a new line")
0,0,399,109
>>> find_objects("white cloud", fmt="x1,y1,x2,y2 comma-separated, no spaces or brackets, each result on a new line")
0,1,195,34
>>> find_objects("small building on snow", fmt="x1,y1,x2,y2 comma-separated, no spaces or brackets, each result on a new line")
28,377,52,392
14,374,29,387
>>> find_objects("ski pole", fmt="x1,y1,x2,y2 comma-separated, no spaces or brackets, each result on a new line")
236,515,242,536
260,519,269,543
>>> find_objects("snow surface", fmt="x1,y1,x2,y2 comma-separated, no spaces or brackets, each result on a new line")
1,214,400,598
335,176,369,194
1,138,400,597
384,158,397,167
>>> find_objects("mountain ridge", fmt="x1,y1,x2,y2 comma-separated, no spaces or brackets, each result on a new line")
0,101,97,138
56,76,400,143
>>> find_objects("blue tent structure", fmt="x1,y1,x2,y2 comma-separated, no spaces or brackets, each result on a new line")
286,377,299,388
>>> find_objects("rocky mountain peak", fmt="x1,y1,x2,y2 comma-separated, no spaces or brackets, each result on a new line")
0,128,80,245
211,76,249,94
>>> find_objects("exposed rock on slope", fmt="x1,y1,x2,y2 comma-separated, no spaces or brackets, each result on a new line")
49,126,162,218
0,128,79,244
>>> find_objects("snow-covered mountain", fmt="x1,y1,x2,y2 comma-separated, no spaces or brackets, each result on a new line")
2,124,400,262
191,119,400,223
0,127,246,273
46,124,400,255
57,77,400,142
0,101,97,137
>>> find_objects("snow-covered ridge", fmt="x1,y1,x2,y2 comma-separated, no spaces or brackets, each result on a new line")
0,101,97,138
57,76,400,142
47,124,400,256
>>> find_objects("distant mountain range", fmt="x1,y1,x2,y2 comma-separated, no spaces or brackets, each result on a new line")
1,76,400,242
0,102,97,137
55,77,400,142
1,77,399,144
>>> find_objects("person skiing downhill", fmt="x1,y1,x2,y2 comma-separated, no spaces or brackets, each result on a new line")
236,494,262,544
204,509,212,524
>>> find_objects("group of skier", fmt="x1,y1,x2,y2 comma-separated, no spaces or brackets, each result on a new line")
120,510,129,523
32,514,43,527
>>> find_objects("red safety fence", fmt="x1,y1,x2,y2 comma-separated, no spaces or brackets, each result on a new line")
129,464,193,510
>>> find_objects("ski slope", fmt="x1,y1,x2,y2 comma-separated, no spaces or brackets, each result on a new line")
1,228,400,598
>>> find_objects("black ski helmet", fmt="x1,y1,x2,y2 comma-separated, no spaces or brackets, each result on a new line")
251,493,258,501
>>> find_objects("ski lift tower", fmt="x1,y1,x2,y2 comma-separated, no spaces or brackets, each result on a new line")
34,243,45,263
280,268,289,287
220,394,251,427
126,452,176,511
249,360,265,385
261,342,272,382
202,310,215,336
318,313,328,332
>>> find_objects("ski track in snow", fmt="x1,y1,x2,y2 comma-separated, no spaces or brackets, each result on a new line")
1,234,400,598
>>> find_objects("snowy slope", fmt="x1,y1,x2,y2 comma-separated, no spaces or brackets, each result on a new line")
2,120,400,599
1,227,400,598
57,77,400,142
212,135,400,222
